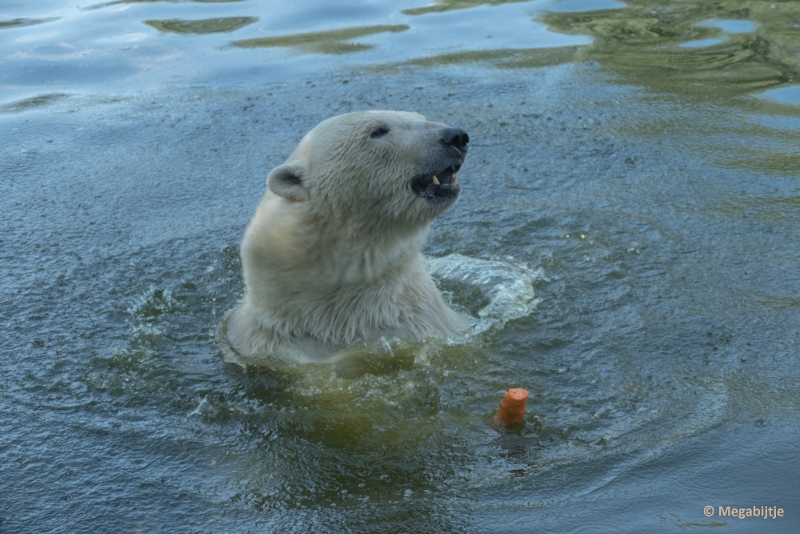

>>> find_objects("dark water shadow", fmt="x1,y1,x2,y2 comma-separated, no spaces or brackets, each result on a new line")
0,17,58,29
379,45,581,70
145,17,258,35
1,93,70,113
231,24,409,55
84,0,244,10
402,0,532,16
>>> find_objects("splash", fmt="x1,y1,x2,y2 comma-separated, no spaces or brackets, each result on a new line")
427,253,543,336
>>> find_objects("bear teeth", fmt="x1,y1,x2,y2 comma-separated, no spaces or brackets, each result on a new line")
431,174,459,187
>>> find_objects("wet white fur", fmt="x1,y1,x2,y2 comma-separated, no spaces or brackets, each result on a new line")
226,111,468,362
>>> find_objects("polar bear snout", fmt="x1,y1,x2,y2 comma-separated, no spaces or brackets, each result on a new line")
408,126,468,208
440,127,469,156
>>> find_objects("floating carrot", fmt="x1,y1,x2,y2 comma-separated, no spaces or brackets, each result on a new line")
491,388,528,429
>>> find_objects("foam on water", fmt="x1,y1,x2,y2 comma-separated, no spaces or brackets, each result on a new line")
427,253,544,336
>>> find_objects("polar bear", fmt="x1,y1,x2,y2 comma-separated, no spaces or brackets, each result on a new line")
224,110,470,363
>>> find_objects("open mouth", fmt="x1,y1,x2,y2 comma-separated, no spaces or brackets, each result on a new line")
410,162,462,204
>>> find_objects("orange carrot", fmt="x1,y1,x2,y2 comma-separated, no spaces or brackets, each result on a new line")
491,388,528,429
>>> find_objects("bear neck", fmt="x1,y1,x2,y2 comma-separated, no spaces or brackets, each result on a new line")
307,211,431,284
241,198,434,311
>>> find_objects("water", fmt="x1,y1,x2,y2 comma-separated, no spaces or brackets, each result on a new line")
2,0,799,532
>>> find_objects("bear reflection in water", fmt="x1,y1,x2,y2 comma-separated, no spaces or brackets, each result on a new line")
224,111,482,363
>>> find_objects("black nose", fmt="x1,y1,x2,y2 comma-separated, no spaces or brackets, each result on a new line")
441,128,469,153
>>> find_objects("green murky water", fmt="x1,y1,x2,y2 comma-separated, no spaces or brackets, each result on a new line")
1,0,798,532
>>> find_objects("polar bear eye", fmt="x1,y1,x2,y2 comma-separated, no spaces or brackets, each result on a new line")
370,126,390,139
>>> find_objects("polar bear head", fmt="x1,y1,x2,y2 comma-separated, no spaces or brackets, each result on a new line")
266,110,469,233
225,111,470,361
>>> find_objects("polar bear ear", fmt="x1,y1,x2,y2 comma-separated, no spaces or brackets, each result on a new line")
267,162,309,202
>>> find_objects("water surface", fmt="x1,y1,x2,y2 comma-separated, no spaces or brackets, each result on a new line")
1,0,799,532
